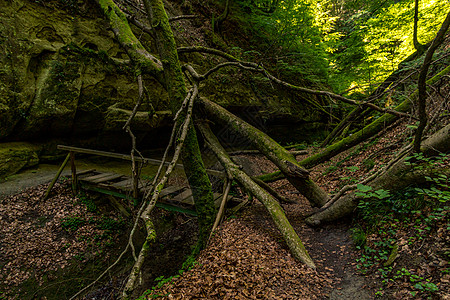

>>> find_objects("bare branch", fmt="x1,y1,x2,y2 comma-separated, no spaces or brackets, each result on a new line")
169,15,197,21
197,60,416,119
122,80,199,298
177,46,239,61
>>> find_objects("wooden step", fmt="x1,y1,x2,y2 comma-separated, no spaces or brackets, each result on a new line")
90,173,123,184
81,172,117,183
159,186,185,198
76,169,96,177
110,178,144,191
172,189,193,204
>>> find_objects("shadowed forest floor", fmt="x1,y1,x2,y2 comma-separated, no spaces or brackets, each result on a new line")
1,120,449,299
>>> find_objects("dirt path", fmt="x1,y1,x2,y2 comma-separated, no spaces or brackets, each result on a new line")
0,163,69,197
0,157,165,197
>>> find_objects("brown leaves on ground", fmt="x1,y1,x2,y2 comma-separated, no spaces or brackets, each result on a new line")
0,182,124,297
147,217,333,299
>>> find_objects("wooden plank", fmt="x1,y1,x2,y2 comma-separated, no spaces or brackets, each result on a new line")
110,178,144,191
80,184,135,201
81,172,116,183
159,186,185,197
57,145,226,178
90,173,123,184
43,153,71,200
181,196,194,205
172,189,193,202
79,183,198,216
156,202,198,216
76,169,96,176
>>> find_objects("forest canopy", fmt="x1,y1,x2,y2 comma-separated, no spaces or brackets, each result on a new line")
234,0,450,93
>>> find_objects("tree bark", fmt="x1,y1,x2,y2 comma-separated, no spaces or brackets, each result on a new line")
143,0,216,249
413,0,424,51
197,97,329,207
413,10,450,152
198,122,316,268
259,64,450,183
96,0,164,83
306,124,450,226
214,0,231,32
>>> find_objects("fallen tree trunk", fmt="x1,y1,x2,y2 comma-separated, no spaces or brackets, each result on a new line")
198,122,316,268
197,97,328,207
320,42,433,148
258,64,450,182
305,124,450,226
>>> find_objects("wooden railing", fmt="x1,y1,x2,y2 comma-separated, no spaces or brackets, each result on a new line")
51,145,225,198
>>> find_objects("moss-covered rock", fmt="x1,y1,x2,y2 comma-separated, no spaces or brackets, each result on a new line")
0,0,327,145
0,142,42,179
0,0,169,141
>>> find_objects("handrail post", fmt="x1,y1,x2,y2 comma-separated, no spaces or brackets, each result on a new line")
70,151,78,195
43,153,71,200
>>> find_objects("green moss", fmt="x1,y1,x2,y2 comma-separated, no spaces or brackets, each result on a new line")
0,142,41,179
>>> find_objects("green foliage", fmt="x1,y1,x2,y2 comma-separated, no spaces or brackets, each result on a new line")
351,226,366,248
78,193,97,213
233,0,330,87
352,153,448,297
138,253,200,299
96,216,125,232
363,158,375,171
61,216,86,232
326,0,450,93
355,184,390,199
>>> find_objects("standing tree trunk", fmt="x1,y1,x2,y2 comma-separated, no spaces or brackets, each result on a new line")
413,10,450,152
143,0,216,249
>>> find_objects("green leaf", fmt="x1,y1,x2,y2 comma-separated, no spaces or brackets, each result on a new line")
357,184,373,192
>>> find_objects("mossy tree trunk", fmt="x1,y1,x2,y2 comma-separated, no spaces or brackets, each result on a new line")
198,122,316,269
306,124,450,226
413,10,450,152
260,65,450,182
197,97,329,207
143,0,216,249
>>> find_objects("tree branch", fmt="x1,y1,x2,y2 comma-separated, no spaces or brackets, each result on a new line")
96,0,164,84
169,15,197,21
198,122,316,268
414,10,450,152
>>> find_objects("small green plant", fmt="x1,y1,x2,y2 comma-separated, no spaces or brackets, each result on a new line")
96,217,125,232
345,166,359,172
355,184,390,200
61,216,86,232
363,159,375,170
323,165,338,175
78,193,97,213
351,227,366,248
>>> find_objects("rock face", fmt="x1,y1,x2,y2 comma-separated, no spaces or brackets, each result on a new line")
0,0,170,141
0,0,327,177
0,0,325,143
0,142,41,179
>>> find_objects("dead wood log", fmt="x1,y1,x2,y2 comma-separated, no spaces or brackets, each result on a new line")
198,122,316,268
306,124,450,226
197,97,328,207
258,64,450,182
